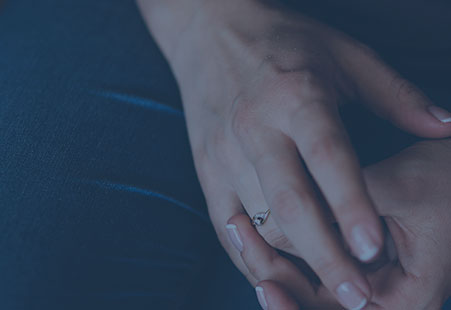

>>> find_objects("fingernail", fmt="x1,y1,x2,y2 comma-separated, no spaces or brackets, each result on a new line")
226,224,243,252
352,225,379,262
256,286,268,310
336,282,368,310
428,105,451,123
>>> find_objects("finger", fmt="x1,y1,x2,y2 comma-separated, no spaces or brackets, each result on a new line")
229,157,296,254
256,281,300,310
243,131,372,310
340,43,451,138
228,213,339,309
257,280,345,310
195,158,258,285
289,101,384,263
234,164,336,255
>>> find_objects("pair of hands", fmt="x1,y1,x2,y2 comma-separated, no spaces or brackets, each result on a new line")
228,139,451,309
137,0,451,308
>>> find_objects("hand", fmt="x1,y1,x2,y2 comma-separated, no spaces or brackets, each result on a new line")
229,139,451,309
138,0,451,308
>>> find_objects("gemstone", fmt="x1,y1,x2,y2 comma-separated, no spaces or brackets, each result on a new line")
252,210,270,226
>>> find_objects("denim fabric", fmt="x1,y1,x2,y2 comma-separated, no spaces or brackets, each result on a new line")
0,0,232,309
0,0,449,309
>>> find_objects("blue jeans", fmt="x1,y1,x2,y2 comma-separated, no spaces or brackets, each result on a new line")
0,0,450,309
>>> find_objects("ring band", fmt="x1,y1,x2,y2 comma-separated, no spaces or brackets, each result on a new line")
251,209,270,227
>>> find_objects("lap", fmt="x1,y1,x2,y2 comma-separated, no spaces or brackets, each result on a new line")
0,0,217,309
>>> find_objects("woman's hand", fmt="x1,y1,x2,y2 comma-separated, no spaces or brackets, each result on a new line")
229,139,451,309
137,0,451,308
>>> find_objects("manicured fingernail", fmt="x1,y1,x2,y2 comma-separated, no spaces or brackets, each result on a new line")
428,105,451,123
226,224,243,252
352,225,379,262
256,286,268,310
336,282,368,310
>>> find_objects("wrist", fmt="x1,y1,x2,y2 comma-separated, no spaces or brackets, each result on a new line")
136,0,207,59
136,0,297,76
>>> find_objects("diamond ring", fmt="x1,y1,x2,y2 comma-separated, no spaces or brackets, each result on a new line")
251,209,270,227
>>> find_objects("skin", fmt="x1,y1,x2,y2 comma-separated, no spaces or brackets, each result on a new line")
229,139,451,309
137,0,451,307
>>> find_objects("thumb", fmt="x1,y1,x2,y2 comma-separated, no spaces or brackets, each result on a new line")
344,45,451,138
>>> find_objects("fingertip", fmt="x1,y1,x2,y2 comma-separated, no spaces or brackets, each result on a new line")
427,105,451,124
350,223,384,263
226,214,252,253
256,286,269,310
336,280,370,310
225,223,244,253
343,202,384,264
397,105,451,139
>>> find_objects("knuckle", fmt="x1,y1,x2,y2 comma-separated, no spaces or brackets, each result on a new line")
244,257,267,280
390,75,418,104
270,189,304,223
276,68,326,99
248,255,290,281
252,151,279,172
246,261,259,277
286,102,324,134
285,68,318,86
262,227,292,250
332,197,359,216
306,132,343,162
230,98,260,140
313,255,344,283
267,256,294,277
